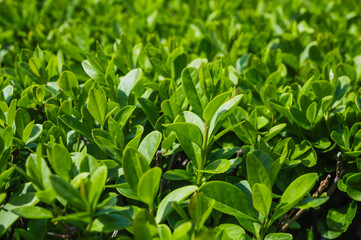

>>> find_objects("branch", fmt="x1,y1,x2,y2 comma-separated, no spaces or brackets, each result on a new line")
280,173,332,232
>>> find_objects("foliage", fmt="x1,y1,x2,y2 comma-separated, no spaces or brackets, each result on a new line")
1,0,361,239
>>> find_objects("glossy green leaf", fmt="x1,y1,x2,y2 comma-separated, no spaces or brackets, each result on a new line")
156,185,198,223
181,67,208,116
88,166,107,210
50,175,87,210
138,131,162,164
270,173,317,225
12,206,53,219
198,159,230,174
199,181,257,221
252,183,272,218
246,152,272,190
59,115,92,140
138,97,159,129
346,173,361,201
122,148,150,194
264,233,293,240
118,68,142,107
306,102,317,126
90,214,131,233
58,71,79,100
88,87,107,126
137,167,162,206
203,91,230,123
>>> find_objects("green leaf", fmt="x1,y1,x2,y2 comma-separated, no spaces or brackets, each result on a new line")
118,68,142,107
297,195,329,209
114,105,136,127
181,67,208,116
122,148,150,194
326,201,357,233
137,167,162,206
166,122,203,148
50,175,87,210
12,206,53,219
188,192,215,231
346,173,361,201
214,224,246,240
47,144,72,182
161,100,181,121
246,152,272,190
6,99,17,126
59,115,92,140
82,59,105,85
0,192,38,235
156,185,198,223
88,87,108,126
88,166,107,210
163,169,193,181
15,108,31,140
290,107,310,130
208,94,243,137
198,159,230,174
58,71,79,100
263,123,287,142
203,92,230,123
138,97,159,129
138,131,162,164
306,102,317,126
199,181,257,221
116,183,140,201
22,120,34,143
90,214,131,233
252,183,272,218
264,233,293,240
270,173,317,225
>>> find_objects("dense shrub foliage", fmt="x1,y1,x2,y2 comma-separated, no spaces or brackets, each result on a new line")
1,0,361,239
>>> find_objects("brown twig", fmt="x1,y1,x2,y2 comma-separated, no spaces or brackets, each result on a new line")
232,148,243,176
47,232,69,238
111,230,118,238
155,150,162,167
327,152,342,196
280,152,342,232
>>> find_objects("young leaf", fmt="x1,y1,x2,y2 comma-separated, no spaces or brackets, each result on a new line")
306,102,317,126
12,206,53,219
188,192,215,231
118,68,142,107
58,71,79,100
138,97,159,129
88,166,108,210
50,175,87,211
203,91,230,123
208,94,243,137
47,144,72,182
270,173,317,225
264,233,293,240
198,159,231,174
156,185,198,223
246,152,272,190
88,87,107,126
252,183,272,219
122,148,150,194
137,167,162,207
181,67,208,116
346,173,361,201
138,131,162,164
90,214,131,233
199,181,257,221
